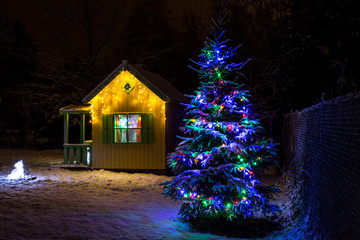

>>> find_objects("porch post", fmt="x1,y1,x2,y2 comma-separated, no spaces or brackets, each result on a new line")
80,113,85,144
64,113,69,144
63,113,69,164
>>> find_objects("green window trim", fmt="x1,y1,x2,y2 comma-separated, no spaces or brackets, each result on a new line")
114,114,142,143
102,113,153,144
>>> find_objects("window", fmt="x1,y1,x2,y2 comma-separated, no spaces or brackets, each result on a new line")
114,114,142,143
102,113,153,144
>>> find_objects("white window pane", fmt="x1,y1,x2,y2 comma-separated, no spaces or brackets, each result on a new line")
115,129,127,143
128,115,141,128
115,115,127,128
121,129,127,142
128,129,141,142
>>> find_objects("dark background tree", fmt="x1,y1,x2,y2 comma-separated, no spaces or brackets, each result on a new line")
222,0,360,156
0,0,359,153
225,0,359,113
41,0,128,96
0,16,37,147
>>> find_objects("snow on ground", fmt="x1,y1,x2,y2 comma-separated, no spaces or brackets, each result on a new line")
0,149,297,240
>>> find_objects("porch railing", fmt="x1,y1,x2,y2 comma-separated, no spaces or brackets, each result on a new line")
63,143,92,166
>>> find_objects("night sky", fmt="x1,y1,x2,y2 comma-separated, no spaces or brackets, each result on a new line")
1,0,211,53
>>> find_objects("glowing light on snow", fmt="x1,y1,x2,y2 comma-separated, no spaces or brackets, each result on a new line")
87,147,91,165
7,160,25,179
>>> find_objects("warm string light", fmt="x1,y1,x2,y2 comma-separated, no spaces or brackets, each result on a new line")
88,71,166,122
161,102,165,118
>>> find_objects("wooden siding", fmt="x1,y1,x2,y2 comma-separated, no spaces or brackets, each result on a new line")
90,71,166,169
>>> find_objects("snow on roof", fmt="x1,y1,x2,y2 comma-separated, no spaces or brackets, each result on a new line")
60,104,91,114
82,60,188,104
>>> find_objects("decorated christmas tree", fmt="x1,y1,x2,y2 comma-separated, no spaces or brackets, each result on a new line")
162,5,280,223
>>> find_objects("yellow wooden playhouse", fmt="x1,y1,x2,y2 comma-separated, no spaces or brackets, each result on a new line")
60,60,186,171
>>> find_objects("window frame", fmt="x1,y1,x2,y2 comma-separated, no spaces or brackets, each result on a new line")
102,113,153,144
114,114,142,144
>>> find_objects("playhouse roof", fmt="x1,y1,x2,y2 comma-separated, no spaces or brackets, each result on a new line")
60,104,91,114
82,60,187,104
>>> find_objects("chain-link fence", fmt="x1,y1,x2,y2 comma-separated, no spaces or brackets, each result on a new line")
283,92,360,240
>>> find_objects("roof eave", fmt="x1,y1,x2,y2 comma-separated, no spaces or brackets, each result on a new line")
60,104,91,115
82,60,170,104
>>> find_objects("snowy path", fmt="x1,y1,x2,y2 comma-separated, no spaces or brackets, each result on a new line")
0,149,244,239
0,149,295,239
1,169,210,240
